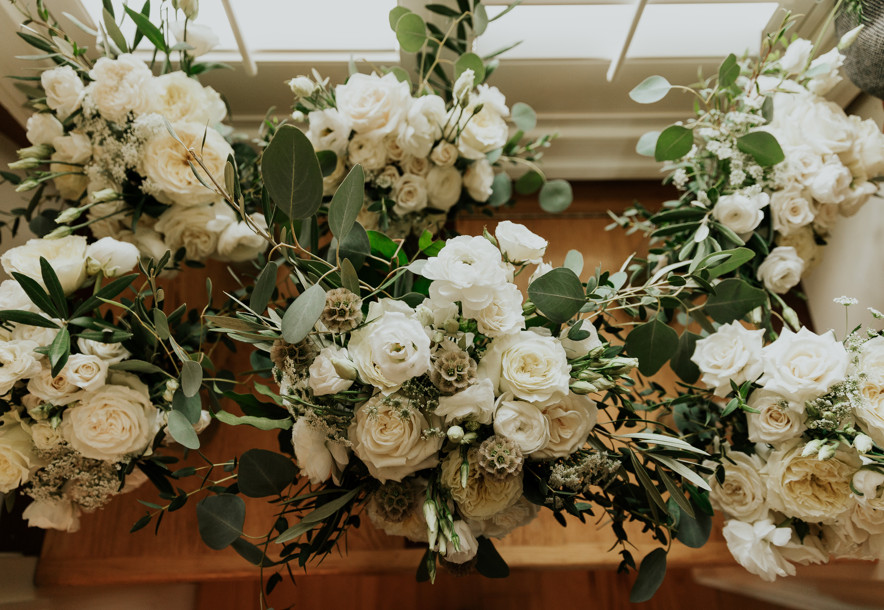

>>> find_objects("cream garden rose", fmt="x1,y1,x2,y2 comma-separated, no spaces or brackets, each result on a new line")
335,73,410,135
854,337,884,446
154,203,220,261
493,394,550,454
759,327,848,404
532,393,598,459
691,321,764,397
746,390,806,445
291,418,349,485
86,54,154,123
770,187,814,236
0,416,39,493
41,65,84,119
480,330,571,406
435,378,495,425
392,173,428,216
63,355,108,392
441,447,522,520
27,364,82,406
150,71,226,125
398,95,445,158
709,451,769,522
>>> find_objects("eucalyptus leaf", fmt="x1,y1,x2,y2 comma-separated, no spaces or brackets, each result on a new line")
528,268,585,324
281,284,326,344
172,387,201,424
515,171,543,195
718,53,739,88
563,250,584,277
454,52,485,86
472,3,489,36
705,278,766,323
181,359,203,398
388,6,410,29
636,131,660,157
338,222,370,268
630,548,667,603
655,125,693,162
196,494,245,550
340,258,360,295
110,359,167,375
214,410,293,431
249,261,279,314
487,173,512,207
670,331,701,384
167,410,200,450
238,449,297,498
511,102,537,131
261,125,323,220
674,504,712,548
736,131,785,167
625,319,678,377
328,164,365,243
538,180,572,213
316,150,338,177
396,13,426,53
629,75,671,104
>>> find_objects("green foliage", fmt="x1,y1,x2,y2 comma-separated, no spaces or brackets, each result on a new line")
327,165,365,243
237,449,297,498
629,75,672,104
167,410,199,449
718,53,739,88
705,278,767,323
654,125,693,161
736,131,785,167
630,548,667,603
261,125,324,220
395,13,427,53
625,320,679,377
528,268,585,324
539,180,573,213
197,495,246,550
281,284,327,344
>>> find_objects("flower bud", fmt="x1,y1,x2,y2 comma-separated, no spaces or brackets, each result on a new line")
854,433,874,454
44,226,72,239
446,425,465,443
569,380,598,395
838,25,864,51
17,144,51,159
55,207,83,225
443,319,461,335
782,307,800,332
9,158,43,170
90,188,119,204
801,439,823,458
331,357,358,381
174,0,198,20
287,76,317,99
748,306,763,326
423,500,438,546
818,441,838,461
291,110,306,122
15,179,40,192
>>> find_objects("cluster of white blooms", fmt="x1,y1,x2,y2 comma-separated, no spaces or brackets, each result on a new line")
294,70,513,238
692,321,884,581
268,223,621,566
20,41,267,264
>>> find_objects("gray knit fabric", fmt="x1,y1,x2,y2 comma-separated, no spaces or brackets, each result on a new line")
836,0,884,99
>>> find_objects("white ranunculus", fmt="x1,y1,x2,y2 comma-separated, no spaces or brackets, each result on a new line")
759,327,848,403
348,133,387,171
746,390,807,445
532,393,598,459
458,98,509,160
26,113,64,146
452,69,474,104
421,235,509,311
712,191,769,235
493,393,549,454
0,280,36,313
392,173,428,216
440,520,479,564
291,418,349,485
150,71,226,125
691,321,764,397
349,393,442,482
463,158,495,202
141,122,232,206
64,354,108,392
308,346,357,396
426,166,462,212
27,364,82,406
22,499,81,532
807,156,852,205
765,442,860,522
335,73,411,135
560,319,603,359
778,39,813,74
154,203,220,261
348,299,431,392
709,452,769,522
480,330,571,406
466,496,539,539
0,415,39,493
86,54,154,123
60,382,159,461
76,337,131,365
471,282,525,338
495,220,548,264
397,94,445,158
435,378,495,425
723,518,796,582
85,237,139,277
170,22,219,57
1,236,88,295
41,65,85,119
430,141,459,167
770,186,814,236
307,109,352,156
756,246,805,294
806,48,845,95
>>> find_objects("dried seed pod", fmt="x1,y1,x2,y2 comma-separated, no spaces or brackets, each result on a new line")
429,348,477,395
478,435,523,480
372,480,417,523
270,338,319,371
320,288,363,333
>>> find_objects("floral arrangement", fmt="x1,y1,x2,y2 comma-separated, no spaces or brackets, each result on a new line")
283,2,571,239
672,302,884,581
4,0,267,265
612,19,884,328
0,233,219,531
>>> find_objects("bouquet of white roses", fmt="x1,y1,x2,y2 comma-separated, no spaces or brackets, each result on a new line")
612,16,884,327
282,2,571,239
0,233,220,532
674,303,884,581
5,0,267,265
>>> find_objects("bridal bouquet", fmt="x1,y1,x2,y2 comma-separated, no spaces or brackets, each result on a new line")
613,21,884,326
284,2,571,239
5,1,266,265
677,304,884,581
0,234,217,532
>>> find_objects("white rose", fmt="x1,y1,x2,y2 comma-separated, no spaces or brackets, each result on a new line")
335,73,411,135
397,94,446,158
349,393,442,482
495,220,548,264
806,156,852,205
854,339,884,446
435,378,496,425
154,203,221,261
746,390,807,445
207,205,268,262
776,226,821,270
421,235,509,311
26,113,63,146
778,39,813,74
348,299,431,392
141,122,232,206
806,48,845,95
0,415,39,493
170,22,219,57
466,496,539,539
11,319,58,347
64,354,108,392
712,191,769,235
28,421,64,452
41,65,85,119
770,186,814,236
691,321,764,397
430,141,459,167
373,164,400,190
463,158,494,202
480,330,571,406
844,116,884,180
560,319,603,359
22,499,81,532
471,282,525,338
439,520,479,564
709,452,769,522
756,246,805,294
287,75,317,99
347,133,387,172
27,364,82,406
150,71,226,125
759,327,848,403
839,181,879,217
86,54,154,123
401,154,430,177
308,346,357,396
765,442,860,522
457,103,508,160
0,341,42,396
441,447,522,520
85,237,139,277
52,133,92,165
426,166,462,212
0,280,36,313
60,383,159,461
1,236,87,295
392,173,428,216
493,393,550,454
532,393,598,459
291,418,349,485
780,145,824,186
723,518,797,582
770,95,852,156
306,109,352,156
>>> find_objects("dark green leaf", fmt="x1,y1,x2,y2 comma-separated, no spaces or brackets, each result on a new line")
674,503,712,548
167,410,199,450
702,247,755,278
655,125,693,162
123,6,166,52
388,6,410,29
214,410,293,431
281,284,326,344
70,274,137,319
316,150,338,177
172,387,201,424
339,222,370,269
249,261,279,314
181,360,203,398
11,272,59,318
0,310,59,328
261,125,323,220
340,258,360,295
718,53,739,88
39,258,67,318
103,8,129,53
630,548,667,603
328,164,365,243
539,180,573,213
238,449,297,498
736,131,784,167
48,327,70,377
515,170,543,195
475,537,509,578
110,359,167,375
231,537,273,567
153,309,170,340
670,331,701,384
704,278,766,323
196,495,245,550
625,319,679,377
528,268,585,324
